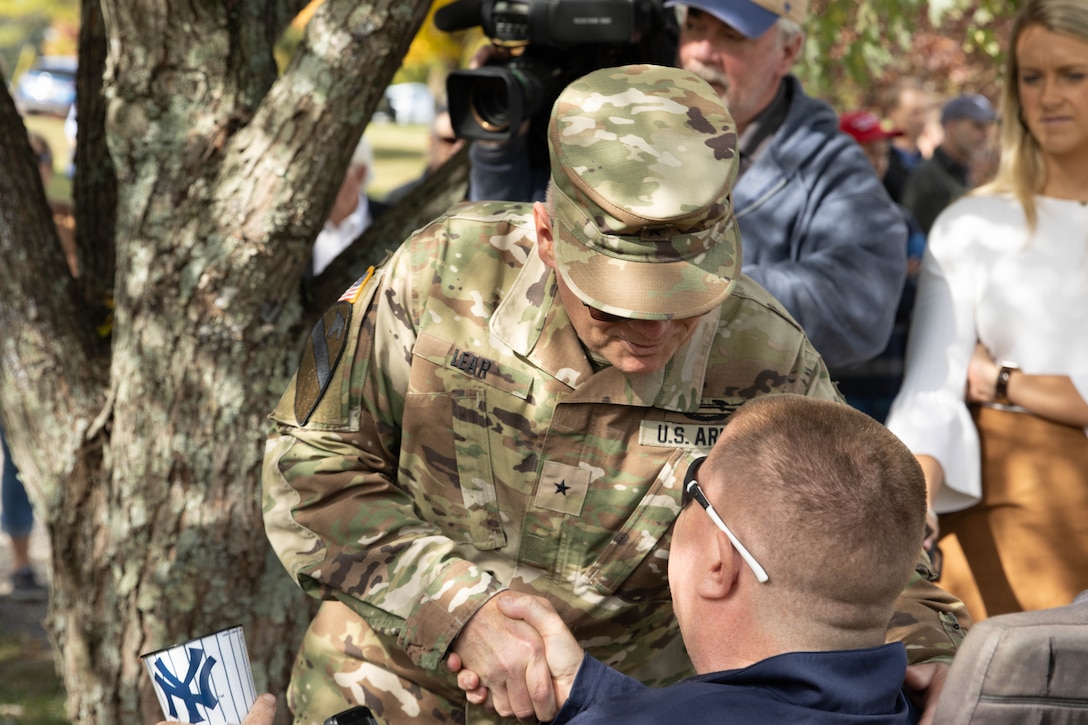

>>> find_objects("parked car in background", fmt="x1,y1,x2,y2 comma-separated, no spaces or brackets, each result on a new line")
14,56,77,117
383,82,434,126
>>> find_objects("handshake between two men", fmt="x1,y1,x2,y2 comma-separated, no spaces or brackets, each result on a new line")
446,394,947,725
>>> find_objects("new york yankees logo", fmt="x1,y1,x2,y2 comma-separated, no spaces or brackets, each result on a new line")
154,646,220,723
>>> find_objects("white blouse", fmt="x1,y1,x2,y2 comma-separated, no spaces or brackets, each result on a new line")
886,193,1088,512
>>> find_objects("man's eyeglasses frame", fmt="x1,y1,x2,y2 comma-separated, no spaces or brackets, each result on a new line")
682,456,769,583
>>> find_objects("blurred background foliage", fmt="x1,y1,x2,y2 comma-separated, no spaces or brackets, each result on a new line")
3,0,1019,116
0,0,78,80
802,0,1016,108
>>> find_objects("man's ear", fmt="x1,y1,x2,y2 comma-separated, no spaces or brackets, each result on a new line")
777,31,804,76
534,201,556,270
697,533,742,601
351,163,369,189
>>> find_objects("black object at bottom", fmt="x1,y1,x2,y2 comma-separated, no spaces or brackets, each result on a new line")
324,705,379,725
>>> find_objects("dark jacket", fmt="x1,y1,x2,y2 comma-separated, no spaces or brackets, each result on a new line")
900,146,969,235
553,644,918,724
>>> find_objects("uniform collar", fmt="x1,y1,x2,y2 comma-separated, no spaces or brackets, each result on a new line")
491,245,719,410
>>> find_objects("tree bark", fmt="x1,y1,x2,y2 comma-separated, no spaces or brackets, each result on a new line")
72,0,116,309
0,1,430,722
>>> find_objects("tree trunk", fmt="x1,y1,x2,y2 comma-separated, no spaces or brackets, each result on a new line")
0,1,430,722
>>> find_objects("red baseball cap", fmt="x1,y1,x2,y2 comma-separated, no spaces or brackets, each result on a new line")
839,110,903,144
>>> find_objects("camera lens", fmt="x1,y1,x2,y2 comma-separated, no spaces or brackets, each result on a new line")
469,75,512,132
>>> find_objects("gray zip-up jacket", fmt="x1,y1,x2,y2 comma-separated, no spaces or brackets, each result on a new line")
737,76,907,370
468,76,907,370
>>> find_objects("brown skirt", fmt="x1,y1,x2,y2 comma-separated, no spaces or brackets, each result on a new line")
937,405,1088,621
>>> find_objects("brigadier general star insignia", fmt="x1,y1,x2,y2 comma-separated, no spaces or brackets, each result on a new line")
294,300,352,425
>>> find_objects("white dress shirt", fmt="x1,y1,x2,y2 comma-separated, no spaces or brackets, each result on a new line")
312,194,372,276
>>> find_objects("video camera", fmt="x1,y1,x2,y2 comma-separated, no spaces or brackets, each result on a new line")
436,0,668,142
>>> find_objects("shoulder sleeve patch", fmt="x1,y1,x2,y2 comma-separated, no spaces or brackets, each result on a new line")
294,301,353,425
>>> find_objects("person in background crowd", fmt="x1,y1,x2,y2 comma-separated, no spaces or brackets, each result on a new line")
657,0,909,370
886,0,1088,621
451,395,928,725
311,135,388,277
28,132,78,278
901,93,997,234
916,108,945,160
832,111,927,424
1,425,47,601
880,77,934,203
263,63,965,725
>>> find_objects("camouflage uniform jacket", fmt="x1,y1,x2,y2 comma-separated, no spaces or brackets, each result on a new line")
264,200,966,682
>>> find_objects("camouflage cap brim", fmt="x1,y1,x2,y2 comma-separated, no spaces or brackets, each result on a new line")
546,63,742,320
552,182,741,320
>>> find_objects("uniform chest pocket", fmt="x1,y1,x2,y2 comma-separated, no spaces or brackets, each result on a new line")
578,449,689,604
403,334,536,551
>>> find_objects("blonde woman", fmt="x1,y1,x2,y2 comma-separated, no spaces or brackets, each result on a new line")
886,0,1088,620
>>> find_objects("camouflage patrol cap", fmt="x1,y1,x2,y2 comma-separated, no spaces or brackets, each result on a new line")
547,63,741,321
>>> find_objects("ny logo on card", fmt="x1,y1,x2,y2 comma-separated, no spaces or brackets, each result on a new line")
154,646,220,723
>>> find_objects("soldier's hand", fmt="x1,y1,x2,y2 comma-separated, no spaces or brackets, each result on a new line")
496,593,582,707
904,662,949,725
452,592,555,721
447,652,489,705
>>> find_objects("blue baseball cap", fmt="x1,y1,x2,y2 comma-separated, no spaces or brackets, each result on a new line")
667,0,809,39
940,94,997,125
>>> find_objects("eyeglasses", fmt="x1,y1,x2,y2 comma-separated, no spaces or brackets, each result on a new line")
582,302,626,323
681,457,769,583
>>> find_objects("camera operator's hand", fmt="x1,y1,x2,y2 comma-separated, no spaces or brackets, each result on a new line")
467,42,510,70
450,592,556,721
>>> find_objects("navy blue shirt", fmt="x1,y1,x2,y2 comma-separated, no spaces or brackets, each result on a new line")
552,643,918,724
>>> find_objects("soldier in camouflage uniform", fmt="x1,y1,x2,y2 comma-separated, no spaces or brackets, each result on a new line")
263,64,968,725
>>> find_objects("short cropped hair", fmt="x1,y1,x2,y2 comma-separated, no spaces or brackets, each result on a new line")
705,395,925,628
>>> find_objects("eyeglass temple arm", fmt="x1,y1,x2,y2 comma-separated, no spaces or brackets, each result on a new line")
685,481,770,583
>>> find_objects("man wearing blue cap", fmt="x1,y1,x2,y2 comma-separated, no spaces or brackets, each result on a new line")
901,93,997,234
468,0,907,372
665,0,909,372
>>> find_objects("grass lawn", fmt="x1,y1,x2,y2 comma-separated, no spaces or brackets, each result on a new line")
365,120,430,200
0,629,67,724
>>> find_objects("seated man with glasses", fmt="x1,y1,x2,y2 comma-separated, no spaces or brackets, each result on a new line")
453,394,927,723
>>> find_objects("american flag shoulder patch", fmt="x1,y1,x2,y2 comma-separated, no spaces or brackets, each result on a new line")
339,266,375,303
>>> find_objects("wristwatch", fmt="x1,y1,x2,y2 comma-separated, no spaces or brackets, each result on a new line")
995,362,1019,405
